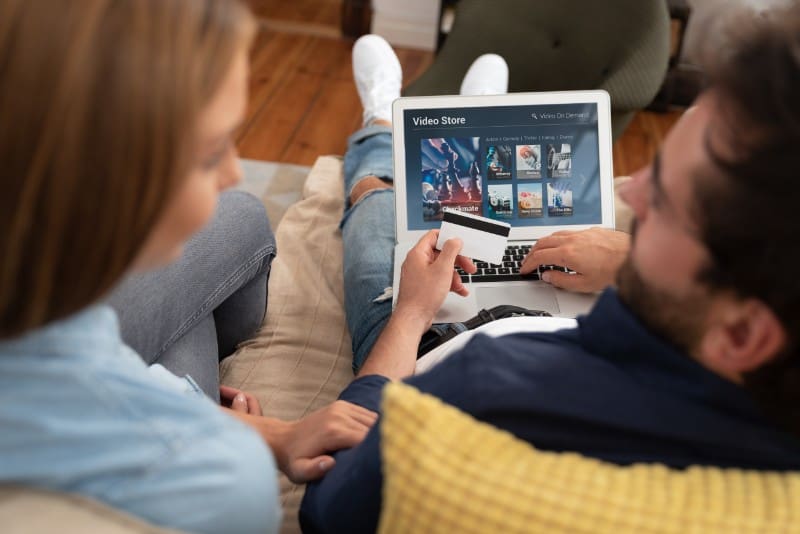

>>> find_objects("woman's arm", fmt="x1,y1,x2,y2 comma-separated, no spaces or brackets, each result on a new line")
221,388,377,483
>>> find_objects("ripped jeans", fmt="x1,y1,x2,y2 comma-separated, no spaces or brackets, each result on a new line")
341,124,397,372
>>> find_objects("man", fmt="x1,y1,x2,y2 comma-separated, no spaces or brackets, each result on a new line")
302,7,800,532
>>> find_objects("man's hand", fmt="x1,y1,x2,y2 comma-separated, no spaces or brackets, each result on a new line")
395,230,476,330
271,401,378,483
520,227,630,293
220,385,262,415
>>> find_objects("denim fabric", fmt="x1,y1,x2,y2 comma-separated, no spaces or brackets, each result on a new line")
342,124,394,208
0,305,281,534
107,191,275,400
341,126,398,372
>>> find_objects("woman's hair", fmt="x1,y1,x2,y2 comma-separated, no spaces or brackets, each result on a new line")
0,0,255,338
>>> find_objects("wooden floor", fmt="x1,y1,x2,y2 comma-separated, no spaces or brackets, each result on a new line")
237,26,683,177
246,0,342,30
237,30,434,164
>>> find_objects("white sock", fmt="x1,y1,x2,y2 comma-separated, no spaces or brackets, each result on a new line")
352,35,402,126
460,54,509,96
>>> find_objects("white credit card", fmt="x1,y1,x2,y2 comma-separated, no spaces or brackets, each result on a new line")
436,208,510,264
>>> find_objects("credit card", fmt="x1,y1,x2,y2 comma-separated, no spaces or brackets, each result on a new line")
436,208,511,264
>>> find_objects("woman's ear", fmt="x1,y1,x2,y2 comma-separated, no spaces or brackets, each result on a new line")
699,299,786,380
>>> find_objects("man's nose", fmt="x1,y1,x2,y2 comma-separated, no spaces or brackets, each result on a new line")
619,166,648,221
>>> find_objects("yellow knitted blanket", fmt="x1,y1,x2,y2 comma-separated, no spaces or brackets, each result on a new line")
379,382,800,533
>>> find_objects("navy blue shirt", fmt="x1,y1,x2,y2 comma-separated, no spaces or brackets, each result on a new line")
300,290,800,533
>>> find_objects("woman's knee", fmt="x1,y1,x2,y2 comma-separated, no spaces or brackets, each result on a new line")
216,191,276,260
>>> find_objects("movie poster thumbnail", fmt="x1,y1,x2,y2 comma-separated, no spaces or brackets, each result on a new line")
420,137,482,221
488,184,514,220
517,183,543,218
515,144,542,179
485,144,513,180
547,182,574,217
546,143,572,178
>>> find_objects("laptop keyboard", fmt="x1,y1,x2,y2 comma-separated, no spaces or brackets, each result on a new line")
456,244,574,283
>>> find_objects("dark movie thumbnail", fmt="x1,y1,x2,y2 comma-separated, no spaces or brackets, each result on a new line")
421,137,482,221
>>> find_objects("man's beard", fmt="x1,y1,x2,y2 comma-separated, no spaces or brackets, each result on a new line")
616,244,710,355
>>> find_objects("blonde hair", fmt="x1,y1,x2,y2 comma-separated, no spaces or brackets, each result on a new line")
0,0,255,338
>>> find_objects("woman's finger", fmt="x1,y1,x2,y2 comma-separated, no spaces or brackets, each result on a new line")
230,392,249,413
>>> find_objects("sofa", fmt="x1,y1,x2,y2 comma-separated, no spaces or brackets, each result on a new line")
6,155,800,532
0,155,633,533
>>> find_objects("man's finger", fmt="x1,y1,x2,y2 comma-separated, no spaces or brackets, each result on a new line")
412,230,440,262
451,270,469,297
520,247,569,273
530,234,566,251
541,270,588,292
343,407,379,428
340,402,380,419
329,426,370,450
437,238,463,268
456,255,477,274
417,229,439,249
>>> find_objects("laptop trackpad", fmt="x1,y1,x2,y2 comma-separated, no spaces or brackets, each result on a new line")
475,284,560,315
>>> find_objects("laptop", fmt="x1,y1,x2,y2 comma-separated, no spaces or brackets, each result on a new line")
390,90,616,322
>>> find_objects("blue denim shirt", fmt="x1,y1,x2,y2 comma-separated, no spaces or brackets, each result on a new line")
0,305,281,533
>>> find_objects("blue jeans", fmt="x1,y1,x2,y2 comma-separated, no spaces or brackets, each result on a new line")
341,125,397,372
107,191,276,400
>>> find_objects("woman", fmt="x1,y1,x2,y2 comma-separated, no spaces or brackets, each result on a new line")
0,1,375,532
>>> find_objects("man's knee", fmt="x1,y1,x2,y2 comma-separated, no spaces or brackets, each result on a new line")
350,176,393,207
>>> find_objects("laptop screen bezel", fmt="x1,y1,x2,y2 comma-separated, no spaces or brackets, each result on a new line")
391,90,616,243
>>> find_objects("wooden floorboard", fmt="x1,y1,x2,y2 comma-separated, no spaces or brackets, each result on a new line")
237,26,682,176
245,0,342,29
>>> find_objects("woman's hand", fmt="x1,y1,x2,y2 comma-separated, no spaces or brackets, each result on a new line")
223,398,378,483
395,230,476,331
520,228,630,293
271,401,378,483
220,385,262,416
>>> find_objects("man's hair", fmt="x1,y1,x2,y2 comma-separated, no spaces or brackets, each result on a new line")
0,0,254,338
694,5,800,434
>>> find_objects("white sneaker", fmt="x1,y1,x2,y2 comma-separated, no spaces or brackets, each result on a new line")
459,54,509,96
352,35,402,126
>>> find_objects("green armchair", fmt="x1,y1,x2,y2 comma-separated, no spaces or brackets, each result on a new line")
404,0,671,140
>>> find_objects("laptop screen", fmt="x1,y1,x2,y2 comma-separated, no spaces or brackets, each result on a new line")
402,103,602,231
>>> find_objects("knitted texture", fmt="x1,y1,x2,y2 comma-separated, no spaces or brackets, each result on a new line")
379,382,800,534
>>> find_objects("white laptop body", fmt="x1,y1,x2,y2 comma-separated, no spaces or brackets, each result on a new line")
390,91,615,322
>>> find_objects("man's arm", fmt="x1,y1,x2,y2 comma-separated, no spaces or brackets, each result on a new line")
357,230,475,381
301,345,483,534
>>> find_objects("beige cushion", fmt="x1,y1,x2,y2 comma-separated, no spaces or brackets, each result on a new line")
0,485,181,534
220,155,355,534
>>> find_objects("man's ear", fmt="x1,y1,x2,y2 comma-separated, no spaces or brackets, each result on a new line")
699,299,786,379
